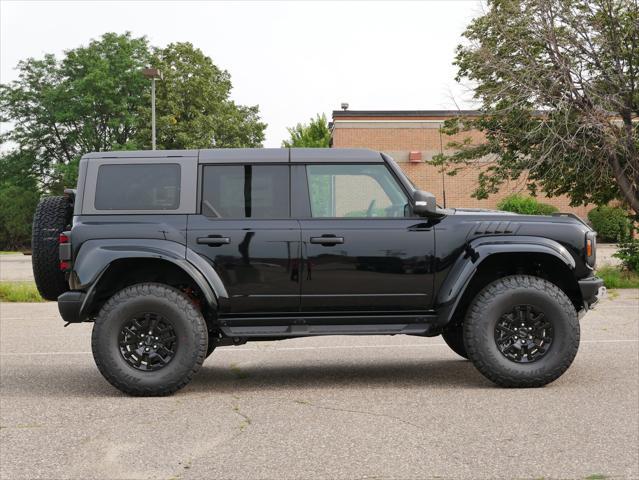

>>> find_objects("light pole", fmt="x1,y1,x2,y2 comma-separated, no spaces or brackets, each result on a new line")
142,68,163,150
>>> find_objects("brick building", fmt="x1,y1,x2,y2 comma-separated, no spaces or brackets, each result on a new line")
330,110,590,218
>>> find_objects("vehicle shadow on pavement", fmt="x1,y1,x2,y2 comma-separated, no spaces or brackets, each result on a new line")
0,365,120,398
0,358,490,398
191,358,491,393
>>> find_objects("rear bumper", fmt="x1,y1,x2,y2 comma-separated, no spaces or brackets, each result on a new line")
578,276,606,309
57,291,86,323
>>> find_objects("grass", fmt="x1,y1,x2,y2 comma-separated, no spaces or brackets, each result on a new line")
597,266,639,289
0,251,20,255
0,282,45,302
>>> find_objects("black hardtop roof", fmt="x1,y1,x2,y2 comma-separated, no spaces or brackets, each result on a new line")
82,148,383,163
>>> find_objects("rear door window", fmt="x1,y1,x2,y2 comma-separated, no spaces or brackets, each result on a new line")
94,163,181,210
201,165,290,218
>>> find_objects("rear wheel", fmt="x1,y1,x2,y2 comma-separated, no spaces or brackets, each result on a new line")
31,196,72,300
92,283,208,396
463,275,579,388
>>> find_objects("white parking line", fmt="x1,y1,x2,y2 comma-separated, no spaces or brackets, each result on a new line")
0,339,636,357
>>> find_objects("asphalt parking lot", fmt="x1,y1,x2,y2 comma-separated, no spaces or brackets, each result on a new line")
0,290,637,480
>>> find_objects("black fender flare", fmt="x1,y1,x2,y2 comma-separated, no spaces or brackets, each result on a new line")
73,239,228,319
435,236,577,326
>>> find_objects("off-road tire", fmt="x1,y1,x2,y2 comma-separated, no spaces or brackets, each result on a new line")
464,275,579,388
441,323,468,359
92,283,208,396
31,196,72,300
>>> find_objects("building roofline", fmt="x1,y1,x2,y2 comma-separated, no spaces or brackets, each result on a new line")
332,110,481,118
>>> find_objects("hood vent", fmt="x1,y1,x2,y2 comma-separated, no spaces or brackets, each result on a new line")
473,221,516,235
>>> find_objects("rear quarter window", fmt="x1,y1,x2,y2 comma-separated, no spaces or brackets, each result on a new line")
94,164,181,210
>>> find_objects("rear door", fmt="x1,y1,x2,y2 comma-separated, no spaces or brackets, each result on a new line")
187,153,301,315
295,161,435,313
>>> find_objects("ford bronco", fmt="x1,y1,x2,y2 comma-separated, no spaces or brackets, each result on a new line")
31,148,604,395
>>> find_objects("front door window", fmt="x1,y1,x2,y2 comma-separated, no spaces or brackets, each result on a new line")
306,164,409,218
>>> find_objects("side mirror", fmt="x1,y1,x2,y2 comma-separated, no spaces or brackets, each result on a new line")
413,190,437,216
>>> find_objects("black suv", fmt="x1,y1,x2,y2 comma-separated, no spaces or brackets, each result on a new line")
31,148,604,395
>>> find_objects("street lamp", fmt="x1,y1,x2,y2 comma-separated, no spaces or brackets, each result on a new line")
142,67,163,150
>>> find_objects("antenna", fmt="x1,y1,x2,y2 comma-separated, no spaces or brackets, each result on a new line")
439,125,447,209
340,102,349,111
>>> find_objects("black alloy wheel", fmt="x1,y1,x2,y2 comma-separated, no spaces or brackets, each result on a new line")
463,275,580,388
494,304,554,363
92,283,207,396
119,313,177,371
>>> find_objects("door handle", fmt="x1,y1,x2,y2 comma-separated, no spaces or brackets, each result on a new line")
197,236,230,246
310,235,344,245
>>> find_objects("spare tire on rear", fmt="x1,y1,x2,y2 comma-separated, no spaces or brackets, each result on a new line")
32,196,72,300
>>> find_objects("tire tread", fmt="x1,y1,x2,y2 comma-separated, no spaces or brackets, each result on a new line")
464,275,579,388
91,283,207,396
31,196,71,300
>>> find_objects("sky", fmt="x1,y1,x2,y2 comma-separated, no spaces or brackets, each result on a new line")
1,0,482,147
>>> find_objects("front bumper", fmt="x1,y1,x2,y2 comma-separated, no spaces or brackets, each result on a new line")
578,276,606,309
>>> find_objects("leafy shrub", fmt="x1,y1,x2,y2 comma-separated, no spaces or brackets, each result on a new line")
587,206,633,242
497,194,559,215
613,239,639,272
597,265,639,288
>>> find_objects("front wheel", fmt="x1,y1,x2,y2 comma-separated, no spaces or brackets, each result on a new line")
463,275,579,388
92,283,208,396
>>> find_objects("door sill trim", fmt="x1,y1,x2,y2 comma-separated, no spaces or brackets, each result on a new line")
219,313,442,337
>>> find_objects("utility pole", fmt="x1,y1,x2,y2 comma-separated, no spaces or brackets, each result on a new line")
142,68,163,150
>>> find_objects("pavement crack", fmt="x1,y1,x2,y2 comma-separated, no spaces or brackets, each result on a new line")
294,399,423,430
231,395,252,432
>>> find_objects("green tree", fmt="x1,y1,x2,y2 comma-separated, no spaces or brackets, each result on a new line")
432,0,639,215
0,34,267,249
138,42,266,149
282,113,331,147
0,32,152,190
0,151,42,249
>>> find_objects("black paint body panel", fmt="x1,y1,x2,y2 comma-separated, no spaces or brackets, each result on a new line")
64,148,598,333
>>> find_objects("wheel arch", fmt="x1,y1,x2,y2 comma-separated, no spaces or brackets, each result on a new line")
436,236,582,327
73,240,224,320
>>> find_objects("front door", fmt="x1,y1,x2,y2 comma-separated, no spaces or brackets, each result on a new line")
298,163,435,313
187,164,301,314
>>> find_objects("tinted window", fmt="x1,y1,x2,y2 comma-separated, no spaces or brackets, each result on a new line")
306,164,408,218
201,165,289,218
94,164,181,210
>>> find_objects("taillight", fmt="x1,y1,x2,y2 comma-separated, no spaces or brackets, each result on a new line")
59,231,71,271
